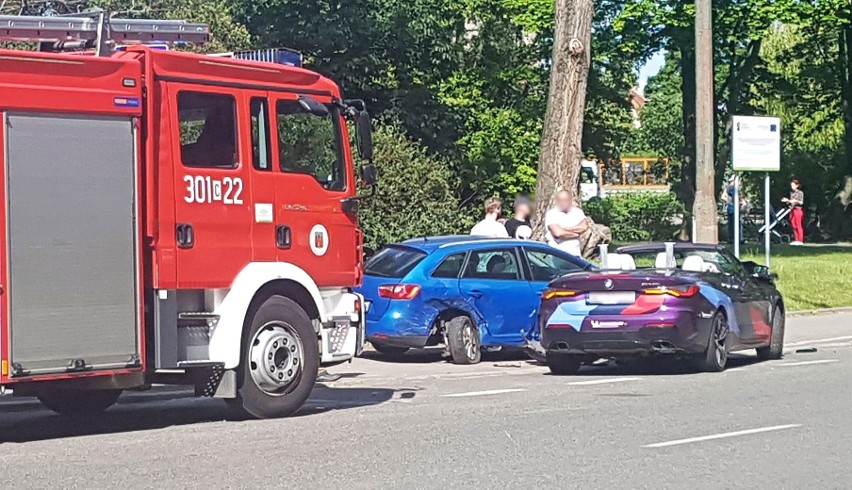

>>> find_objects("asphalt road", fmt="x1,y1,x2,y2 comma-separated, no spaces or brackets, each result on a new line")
2,311,852,489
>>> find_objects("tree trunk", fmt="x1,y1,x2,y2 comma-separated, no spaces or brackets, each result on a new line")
678,44,697,239
531,0,595,239
693,0,718,243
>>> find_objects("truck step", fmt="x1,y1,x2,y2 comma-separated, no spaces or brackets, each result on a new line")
177,311,220,327
176,360,225,368
177,311,219,321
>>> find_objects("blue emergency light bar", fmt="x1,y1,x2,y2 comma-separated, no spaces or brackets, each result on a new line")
231,48,303,68
115,43,170,51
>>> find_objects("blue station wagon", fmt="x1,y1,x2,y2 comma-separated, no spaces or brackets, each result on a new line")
355,236,592,364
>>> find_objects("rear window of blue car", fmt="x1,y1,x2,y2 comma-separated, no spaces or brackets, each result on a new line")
364,246,427,278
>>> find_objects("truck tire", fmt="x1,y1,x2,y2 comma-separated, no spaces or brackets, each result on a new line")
446,315,481,365
37,389,122,416
230,295,319,419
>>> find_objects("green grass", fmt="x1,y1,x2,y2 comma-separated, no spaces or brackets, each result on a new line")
739,245,852,311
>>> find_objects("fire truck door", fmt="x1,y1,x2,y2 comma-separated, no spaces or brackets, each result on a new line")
245,93,277,261
170,86,253,288
4,113,139,376
270,95,358,287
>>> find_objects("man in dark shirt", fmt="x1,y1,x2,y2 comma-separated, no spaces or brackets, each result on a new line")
505,196,533,239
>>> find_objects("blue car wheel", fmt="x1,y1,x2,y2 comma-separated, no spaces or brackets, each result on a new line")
446,315,481,365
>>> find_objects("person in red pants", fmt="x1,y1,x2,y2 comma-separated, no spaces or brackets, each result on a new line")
782,178,805,245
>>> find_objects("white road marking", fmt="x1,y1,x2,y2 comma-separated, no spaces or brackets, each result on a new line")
777,359,839,367
567,377,641,386
643,424,802,448
786,335,852,347
356,369,541,382
442,388,527,398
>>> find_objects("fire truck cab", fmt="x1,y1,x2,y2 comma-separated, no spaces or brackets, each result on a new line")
0,14,373,418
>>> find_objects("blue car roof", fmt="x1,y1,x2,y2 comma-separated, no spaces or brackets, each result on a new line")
400,235,533,253
398,235,590,261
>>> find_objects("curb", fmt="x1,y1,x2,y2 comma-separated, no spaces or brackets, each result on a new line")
788,306,852,318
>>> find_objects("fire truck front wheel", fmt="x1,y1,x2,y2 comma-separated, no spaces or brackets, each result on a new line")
230,295,319,419
37,389,122,416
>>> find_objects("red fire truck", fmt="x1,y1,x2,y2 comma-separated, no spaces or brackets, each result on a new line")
0,12,375,418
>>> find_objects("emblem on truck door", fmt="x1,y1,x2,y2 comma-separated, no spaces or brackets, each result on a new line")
310,224,329,256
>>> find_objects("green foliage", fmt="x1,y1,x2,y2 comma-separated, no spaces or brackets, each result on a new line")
584,193,685,242
358,125,471,249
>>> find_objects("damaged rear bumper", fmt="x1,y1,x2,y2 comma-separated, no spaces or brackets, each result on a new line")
367,334,430,349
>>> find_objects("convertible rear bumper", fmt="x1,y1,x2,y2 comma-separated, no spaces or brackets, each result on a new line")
542,312,711,356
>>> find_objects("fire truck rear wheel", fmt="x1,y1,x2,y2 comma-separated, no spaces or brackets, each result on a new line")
231,295,319,419
37,389,122,416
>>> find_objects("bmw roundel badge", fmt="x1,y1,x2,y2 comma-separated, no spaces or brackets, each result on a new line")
604,278,614,290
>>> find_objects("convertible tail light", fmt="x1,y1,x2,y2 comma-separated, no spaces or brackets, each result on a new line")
378,284,421,300
542,289,579,300
642,285,699,298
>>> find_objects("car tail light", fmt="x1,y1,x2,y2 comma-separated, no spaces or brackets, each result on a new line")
542,289,579,300
642,285,699,298
378,284,421,300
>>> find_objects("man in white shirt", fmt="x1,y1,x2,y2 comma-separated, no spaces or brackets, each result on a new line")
470,197,509,238
544,190,588,256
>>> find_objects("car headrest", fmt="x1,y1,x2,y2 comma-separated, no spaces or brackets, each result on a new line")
703,262,720,273
486,254,506,273
604,253,636,271
682,255,706,272
655,252,670,269
604,253,621,270
615,254,636,270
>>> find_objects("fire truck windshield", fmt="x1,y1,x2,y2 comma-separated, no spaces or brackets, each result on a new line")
276,99,346,191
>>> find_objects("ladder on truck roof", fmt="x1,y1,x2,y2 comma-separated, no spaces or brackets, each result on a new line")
0,10,208,56
210,48,303,68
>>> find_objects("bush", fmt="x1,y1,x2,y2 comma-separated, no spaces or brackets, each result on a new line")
358,125,471,250
584,192,685,242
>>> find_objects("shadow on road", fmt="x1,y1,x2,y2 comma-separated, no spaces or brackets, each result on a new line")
0,385,403,444
545,353,765,377
361,347,532,364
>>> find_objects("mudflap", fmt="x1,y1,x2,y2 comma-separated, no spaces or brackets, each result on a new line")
320,292,365,364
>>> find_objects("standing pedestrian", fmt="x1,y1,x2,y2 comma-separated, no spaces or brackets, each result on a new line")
722,175,739,244
470,197,509,238
544,190,589,256
782,178,805,245
504,196,533,239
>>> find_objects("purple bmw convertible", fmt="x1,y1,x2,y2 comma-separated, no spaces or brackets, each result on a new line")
537,242,785,375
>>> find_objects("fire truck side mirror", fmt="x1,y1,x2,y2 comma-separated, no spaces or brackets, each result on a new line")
356,110,373,162
361,164,378,187
297,95,329,117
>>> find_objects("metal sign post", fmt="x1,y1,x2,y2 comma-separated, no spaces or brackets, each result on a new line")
765,173,771,267
731,115,781,268
733,174,740,258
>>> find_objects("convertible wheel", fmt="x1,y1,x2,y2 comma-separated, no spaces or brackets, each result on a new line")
371,342,409,357
756,305,785,361
547,353,582,375
696,311,729,372
446,315,481,365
